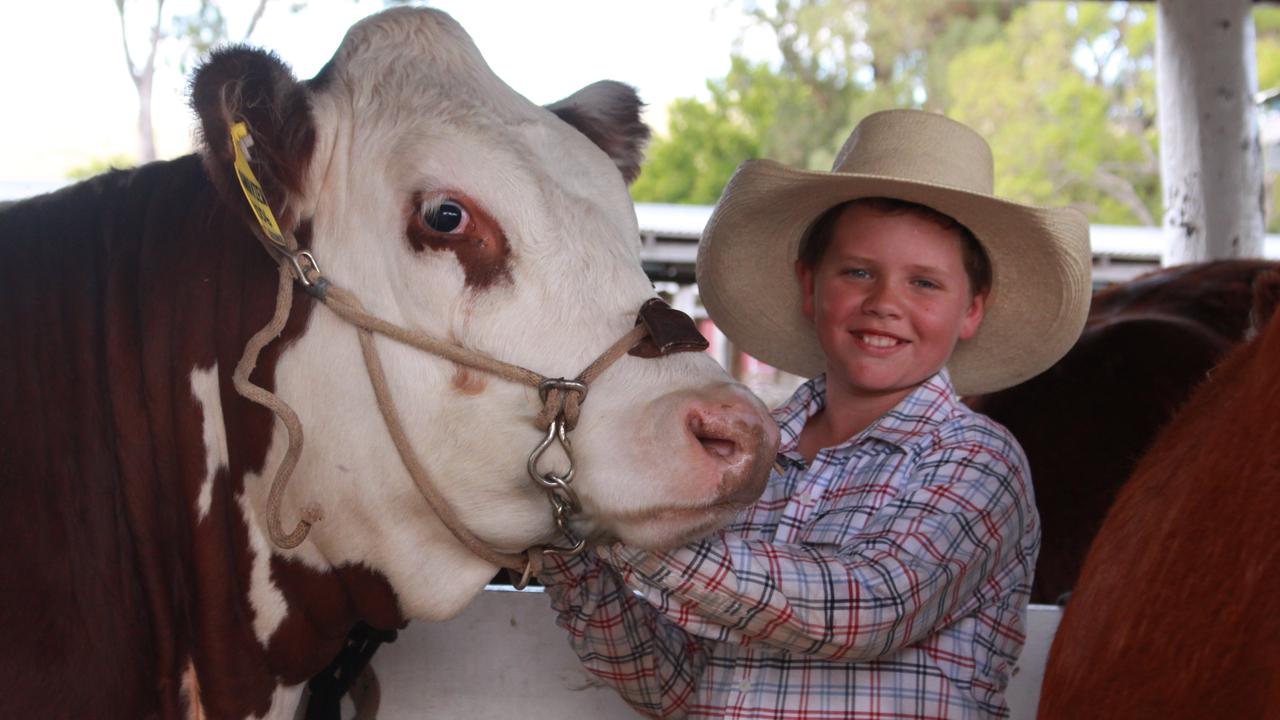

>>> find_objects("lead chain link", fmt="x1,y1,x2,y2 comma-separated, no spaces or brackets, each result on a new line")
527,415,586,557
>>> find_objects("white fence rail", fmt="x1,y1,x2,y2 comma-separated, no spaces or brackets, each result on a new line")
366,586,1061,720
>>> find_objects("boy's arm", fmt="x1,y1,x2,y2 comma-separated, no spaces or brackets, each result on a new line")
538,550,712,717
602,439,1035,663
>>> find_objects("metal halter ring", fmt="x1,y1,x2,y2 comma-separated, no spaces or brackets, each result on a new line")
538,377,587,403
288,250,322,287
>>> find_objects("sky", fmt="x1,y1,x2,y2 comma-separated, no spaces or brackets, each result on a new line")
0,0,770,183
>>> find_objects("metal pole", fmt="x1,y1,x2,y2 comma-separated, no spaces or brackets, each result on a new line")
1156,0,1264,265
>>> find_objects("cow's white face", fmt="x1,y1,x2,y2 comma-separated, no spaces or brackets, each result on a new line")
198,8,777,622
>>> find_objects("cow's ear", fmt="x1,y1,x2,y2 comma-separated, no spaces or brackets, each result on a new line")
1251,269,1280,334
191,45,316,234
547,81,650,185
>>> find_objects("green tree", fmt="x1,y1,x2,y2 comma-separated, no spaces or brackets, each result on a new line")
947,3,1159,225
1257,7,1280,93
635,0,1022,204
632,57,811,204
630,97,755,205
636,0,1278,226
742,0,1019,164
1256,6,1280,232
738,0,862,168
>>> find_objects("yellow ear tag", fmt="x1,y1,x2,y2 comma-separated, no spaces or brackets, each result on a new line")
230,122,287,249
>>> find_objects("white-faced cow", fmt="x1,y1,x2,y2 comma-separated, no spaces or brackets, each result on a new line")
0,8,777,719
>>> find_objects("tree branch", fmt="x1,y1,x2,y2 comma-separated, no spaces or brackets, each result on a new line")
1090,15,1128,87
141,0,166,81
115,0,141,82
1092,164,1157,226
242,0,270,41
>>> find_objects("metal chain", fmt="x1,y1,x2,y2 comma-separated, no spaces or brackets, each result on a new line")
527,379,590,557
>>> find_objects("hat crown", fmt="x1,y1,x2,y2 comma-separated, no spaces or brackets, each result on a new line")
832,109,994,195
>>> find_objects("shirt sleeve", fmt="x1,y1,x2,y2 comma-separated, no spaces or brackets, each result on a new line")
538,550,709,718
603,438,1034,663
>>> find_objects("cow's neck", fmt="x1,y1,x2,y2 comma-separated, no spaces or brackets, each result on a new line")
176,156,408,706
2,154,401,712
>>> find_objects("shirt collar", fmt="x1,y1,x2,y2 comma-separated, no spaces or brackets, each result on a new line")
862,369,963,447
773,369,964,457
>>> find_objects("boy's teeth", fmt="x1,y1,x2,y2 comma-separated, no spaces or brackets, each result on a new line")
859,333,898,348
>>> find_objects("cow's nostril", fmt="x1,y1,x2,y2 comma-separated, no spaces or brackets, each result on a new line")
689,414,741,462
677,390,778,512
698,436,737,460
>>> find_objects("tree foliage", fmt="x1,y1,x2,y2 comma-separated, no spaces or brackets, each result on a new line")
1256,6,1280,232
632,57,808,204
632,0,1022,206
1257,6,1280,94
634,1,1278,232
947,2,1159,224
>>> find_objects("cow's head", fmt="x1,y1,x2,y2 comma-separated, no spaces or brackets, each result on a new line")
193,8,778,620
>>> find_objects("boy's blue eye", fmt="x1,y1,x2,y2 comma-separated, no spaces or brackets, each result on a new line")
843,268,871,279
912,278,941,289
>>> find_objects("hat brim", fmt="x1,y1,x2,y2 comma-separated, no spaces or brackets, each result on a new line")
696,159,1093,396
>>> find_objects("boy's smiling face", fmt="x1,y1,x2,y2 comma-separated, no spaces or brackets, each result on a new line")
796,202,986,404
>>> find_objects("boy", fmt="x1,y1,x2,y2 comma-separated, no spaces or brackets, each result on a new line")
540,109,1092,719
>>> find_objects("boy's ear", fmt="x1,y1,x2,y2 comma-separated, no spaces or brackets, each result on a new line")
795,259,816,321
191,45,317,236
959,289,987,341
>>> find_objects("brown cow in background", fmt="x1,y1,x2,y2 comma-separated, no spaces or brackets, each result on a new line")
967,259,1279,603
1037,270,1280,718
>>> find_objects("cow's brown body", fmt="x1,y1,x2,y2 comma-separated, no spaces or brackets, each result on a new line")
0,156,399,718
1037,271,1280,718
968,259,1278,603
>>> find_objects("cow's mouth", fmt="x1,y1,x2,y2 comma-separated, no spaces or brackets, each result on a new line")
608,496,746,524
590,484,765,551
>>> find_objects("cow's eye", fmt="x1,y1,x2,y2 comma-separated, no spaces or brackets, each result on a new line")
422,200,468,234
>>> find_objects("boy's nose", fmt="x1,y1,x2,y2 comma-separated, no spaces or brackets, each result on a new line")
862,281,903,318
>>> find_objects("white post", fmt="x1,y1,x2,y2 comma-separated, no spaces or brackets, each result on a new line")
1156,0,1265,265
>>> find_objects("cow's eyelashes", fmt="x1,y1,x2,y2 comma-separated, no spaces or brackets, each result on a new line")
420,198,470,234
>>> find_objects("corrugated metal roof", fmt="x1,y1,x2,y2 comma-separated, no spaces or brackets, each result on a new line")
633,202,1280,261
635,203,713,240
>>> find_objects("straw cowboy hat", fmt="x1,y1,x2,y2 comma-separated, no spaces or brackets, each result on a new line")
696,109,1093,396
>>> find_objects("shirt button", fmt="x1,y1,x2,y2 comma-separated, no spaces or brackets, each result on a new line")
739,680,751,693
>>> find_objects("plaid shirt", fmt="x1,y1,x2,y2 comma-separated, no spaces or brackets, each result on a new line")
542,371,1039,719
